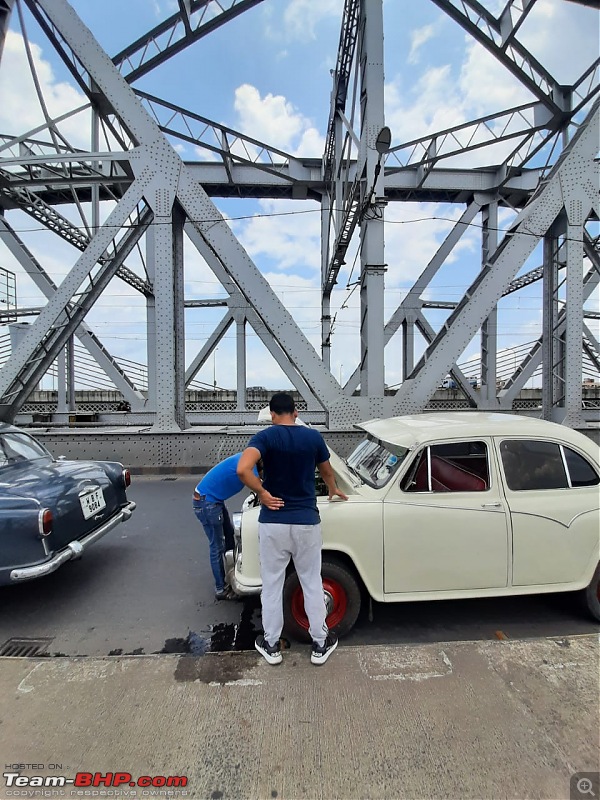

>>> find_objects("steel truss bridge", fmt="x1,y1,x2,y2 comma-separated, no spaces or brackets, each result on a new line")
0,0,599,431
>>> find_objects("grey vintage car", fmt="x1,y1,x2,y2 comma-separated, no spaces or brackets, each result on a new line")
0,423,135,585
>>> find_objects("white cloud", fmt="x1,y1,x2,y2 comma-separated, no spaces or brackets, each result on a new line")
386,66,466,146
233,84,322,156
518,0,599,85
458,40,531,117
294,126,325,157
0,31,90,149
233,198,321,273
279,0,343,42
408,23,437,65
384,203,479,291
386,0,597,167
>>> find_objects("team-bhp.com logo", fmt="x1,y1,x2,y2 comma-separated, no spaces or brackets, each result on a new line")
4,771,188,793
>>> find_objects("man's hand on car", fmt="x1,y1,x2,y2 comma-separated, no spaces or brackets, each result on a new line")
329,487,349,501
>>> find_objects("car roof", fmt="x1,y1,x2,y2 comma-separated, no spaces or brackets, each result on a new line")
0,422,24,434
356,412,598,452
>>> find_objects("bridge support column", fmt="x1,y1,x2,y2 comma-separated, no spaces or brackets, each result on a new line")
358,0,386,400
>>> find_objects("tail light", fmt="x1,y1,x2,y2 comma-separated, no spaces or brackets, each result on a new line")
122,469,131,488
38,508,53,536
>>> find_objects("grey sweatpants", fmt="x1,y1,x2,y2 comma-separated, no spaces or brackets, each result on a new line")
258,522,328,647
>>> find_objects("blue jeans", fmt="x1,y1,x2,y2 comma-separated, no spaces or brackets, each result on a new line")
193,500,234,592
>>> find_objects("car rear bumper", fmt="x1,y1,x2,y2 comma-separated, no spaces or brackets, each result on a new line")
9,501,137,583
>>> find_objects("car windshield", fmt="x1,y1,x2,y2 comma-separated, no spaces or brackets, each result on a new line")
346,436,409,488
0,432,51,467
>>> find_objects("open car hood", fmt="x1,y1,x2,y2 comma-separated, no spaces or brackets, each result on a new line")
328,447,369,495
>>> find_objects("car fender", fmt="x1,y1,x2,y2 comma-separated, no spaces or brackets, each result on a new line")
579,545,600,590
318,497,384,601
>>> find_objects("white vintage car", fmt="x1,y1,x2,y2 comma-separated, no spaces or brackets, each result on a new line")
231,412,600,639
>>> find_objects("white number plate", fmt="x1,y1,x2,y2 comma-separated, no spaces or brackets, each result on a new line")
80,488,106,520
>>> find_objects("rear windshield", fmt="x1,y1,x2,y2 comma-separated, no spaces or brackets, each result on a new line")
0,433,51,467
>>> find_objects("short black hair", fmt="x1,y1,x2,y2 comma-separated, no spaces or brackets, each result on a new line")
269,392,296,415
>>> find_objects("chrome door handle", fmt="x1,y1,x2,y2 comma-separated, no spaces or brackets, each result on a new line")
481,502,502,508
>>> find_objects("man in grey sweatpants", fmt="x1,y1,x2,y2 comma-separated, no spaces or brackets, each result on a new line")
237,392,348,665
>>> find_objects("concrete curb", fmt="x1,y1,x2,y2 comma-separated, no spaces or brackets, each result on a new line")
1,635,598,800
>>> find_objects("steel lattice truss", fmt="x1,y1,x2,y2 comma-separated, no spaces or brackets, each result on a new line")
0,0,598,430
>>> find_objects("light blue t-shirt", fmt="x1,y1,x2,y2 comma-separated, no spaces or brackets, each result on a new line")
196,453,256,503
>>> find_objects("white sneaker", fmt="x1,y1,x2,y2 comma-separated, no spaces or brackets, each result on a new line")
255,635,282,665
310,634,338,665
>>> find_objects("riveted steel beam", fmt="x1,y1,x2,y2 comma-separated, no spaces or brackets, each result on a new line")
391,100,599,416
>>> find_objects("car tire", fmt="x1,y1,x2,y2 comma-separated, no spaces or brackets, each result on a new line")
283,558,362,642
579,563,600,622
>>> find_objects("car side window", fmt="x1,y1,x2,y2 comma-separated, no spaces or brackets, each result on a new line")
563,447,599,487
401,441,489,493
498,440,598,490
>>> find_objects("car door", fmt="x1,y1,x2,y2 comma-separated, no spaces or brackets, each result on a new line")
383,438,509,594
497,438,600,586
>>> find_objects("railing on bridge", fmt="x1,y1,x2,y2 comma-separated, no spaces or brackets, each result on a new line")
1,331,599,417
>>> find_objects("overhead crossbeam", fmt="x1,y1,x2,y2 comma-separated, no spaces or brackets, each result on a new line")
430,0,569,115
23,0,346,422
136,91,299,183
498,0,536,49
113,0,266,83
387,102,554,172
0,178,153,296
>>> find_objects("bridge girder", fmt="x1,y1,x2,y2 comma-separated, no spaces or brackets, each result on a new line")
0,0,598,429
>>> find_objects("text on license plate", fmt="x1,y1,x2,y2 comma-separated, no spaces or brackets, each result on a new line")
80,488,106,520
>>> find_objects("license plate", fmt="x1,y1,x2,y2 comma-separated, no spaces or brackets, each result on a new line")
80,487,106,520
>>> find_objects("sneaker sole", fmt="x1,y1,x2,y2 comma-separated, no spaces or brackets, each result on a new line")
310,639,338,665
255,641,282,665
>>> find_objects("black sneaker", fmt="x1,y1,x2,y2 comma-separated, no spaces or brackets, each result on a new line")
215,586,233,600
255,635,282,665
311,634,338,665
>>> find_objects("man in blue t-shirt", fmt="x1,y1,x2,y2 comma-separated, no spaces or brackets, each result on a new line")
193,453,257,600
237,392,348,666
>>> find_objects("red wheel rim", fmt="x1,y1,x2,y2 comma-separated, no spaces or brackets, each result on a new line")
290,578,348,631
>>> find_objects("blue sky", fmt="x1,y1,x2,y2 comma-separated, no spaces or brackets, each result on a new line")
0,0,598,390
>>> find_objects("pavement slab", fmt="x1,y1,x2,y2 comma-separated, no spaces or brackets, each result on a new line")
0,635,598,800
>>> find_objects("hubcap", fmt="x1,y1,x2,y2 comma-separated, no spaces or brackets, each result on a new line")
291,578,348,630
324,589,334,615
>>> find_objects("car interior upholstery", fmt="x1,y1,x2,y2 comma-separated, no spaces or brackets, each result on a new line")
414,454,488,492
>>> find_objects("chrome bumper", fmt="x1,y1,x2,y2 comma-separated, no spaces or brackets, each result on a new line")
10,501,136,583
229,552,262,597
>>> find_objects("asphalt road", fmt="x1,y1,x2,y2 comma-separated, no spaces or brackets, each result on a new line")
0,475,597,658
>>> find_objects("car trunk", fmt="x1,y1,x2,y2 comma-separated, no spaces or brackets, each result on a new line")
50,460,124,549
4,459,124,552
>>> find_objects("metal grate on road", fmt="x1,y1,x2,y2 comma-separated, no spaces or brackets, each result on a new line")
0,637,54,657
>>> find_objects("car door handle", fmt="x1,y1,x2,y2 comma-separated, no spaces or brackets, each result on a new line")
481,502,502,508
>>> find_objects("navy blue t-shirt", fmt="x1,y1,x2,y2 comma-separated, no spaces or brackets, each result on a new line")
247,425,330,524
